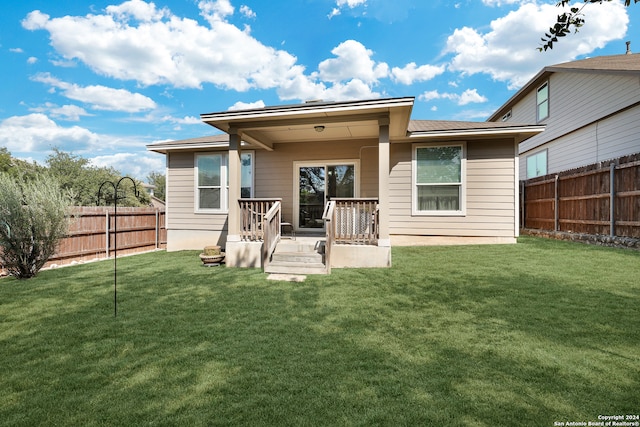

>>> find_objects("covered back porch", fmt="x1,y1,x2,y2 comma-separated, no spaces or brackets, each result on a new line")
200,98,416,271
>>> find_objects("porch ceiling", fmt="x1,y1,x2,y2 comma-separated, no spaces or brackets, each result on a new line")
200,97,415,149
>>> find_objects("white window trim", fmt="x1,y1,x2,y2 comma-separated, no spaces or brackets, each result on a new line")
412,142,467,217
536,81,549,122
526,149,548,179
195,152,227,213
241,150,255,199
194,151,254,214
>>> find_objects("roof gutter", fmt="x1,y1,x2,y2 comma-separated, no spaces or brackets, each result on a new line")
408,125,545,140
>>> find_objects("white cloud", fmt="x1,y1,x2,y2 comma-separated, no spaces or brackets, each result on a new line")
418,88,487,106
318,40,389,84
277,74,380,102
10,48,24,53
444,1,630,89
21,1,438,105
228,100,266,111
22,3,300,91
30,103,92,121
0,113,101,153
239,5,256,19
164,115,202,125
90,152,164,180
199,0,235,23
105,0,169,21
32,73,156,112
458,88,488,105
0,113,166,179
337,0,367,7
27,57,38,64
481,0,521,6
391,62,446,85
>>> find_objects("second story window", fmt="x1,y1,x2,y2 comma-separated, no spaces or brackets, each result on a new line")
537,81,549,122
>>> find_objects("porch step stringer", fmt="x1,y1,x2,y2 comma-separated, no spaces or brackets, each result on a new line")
265,238,328,275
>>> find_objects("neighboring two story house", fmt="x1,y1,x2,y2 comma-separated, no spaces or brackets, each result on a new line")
488,53,640,180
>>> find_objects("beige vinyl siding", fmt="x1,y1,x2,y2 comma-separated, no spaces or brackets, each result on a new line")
518,72,640,156
253,139,379,223
166,151,228,231
519,103,640,179
512,71,640,180
389,139,517,237
166,139,379,232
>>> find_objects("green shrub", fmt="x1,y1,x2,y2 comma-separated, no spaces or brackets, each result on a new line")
0,172,72,279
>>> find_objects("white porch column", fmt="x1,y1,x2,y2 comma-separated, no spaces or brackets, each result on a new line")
227,128,242,242
378,116,391,247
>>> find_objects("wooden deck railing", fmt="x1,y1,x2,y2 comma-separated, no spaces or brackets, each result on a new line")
239,198,281,241
262,201,282,269
329,198,379,245
239,198,282,269
322,200,335,274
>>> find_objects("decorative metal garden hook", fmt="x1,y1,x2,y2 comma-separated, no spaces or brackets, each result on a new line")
97,177,140,317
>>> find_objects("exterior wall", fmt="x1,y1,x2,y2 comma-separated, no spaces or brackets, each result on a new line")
166,229,226,251
388,138,518,239
505,72,640,180
166,151,229,250
164,139,378,251
330,244,391,268
166,137,520,249
253,138,379,225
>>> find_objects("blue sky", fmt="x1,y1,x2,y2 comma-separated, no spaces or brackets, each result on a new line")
1,0,638,180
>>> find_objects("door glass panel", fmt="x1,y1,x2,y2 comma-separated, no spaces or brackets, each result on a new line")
327,165,355,198
299,167,325,229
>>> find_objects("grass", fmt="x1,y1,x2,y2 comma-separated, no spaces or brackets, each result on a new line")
0,236,638,426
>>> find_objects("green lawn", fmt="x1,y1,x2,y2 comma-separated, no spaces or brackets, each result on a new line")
1,236,638,426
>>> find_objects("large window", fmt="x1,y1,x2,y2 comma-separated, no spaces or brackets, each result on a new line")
413,144,465,215
195,152,253,212
537,81,549,122
526,150,547,179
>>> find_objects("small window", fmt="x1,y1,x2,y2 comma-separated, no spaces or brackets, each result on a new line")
195,152,253,212
526,150,547,179
197,153,224,210
502,110,512,122
241,152,253,198
413,143,465,215
537,82,549,122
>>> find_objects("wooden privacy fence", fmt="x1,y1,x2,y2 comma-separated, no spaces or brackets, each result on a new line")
521,153,640,238
1,206,166,273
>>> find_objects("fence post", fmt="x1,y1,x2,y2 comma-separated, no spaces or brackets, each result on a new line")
520,180,525,231
554,175,559,232
155,210,159,249
610,162,616,237
105,210,110,258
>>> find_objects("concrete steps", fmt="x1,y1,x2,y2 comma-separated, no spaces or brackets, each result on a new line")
265,237,328,275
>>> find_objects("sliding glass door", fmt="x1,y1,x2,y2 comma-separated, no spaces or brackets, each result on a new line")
297,162,356,230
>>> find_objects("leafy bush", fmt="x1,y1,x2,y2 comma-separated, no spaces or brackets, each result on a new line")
0,173,72,279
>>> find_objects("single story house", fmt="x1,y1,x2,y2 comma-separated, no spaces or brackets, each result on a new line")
147,97,544,273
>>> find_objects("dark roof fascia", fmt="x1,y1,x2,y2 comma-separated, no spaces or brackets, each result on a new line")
146,135,232,154
200,96,415,122
544,65,640,77
406,124,545,141
488,57,640,122
487,68,551,122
